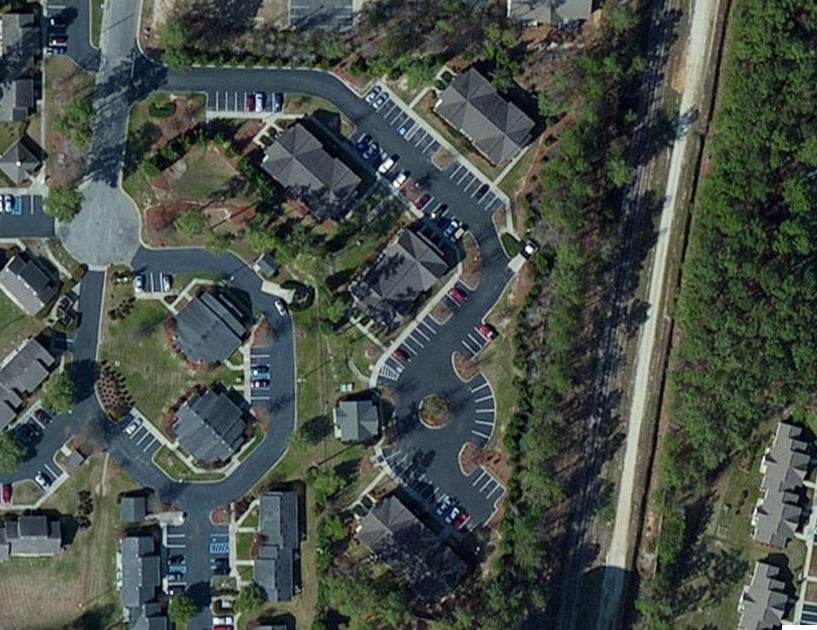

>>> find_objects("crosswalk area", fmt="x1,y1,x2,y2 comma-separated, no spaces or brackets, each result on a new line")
378,317,441,384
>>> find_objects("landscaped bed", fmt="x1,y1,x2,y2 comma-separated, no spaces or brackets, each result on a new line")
152,446,226,482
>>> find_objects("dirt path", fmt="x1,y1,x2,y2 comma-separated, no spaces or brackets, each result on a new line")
596,0,722,625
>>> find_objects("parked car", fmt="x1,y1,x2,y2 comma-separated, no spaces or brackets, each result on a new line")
254,92,264,113
212,617,235,625
392,348,408,364
169,554,186,564
1,483,11,505
251,378,271,390
430,203,447,219
447,287,466,306
34,409,51,426
372,92,389,110
477,323,497,341
364,85,381,104
271,92,284,113
48,35,67,46
2,194,12,213
161,274,172,293
363,142,379,161
275,299,287,316
436,494,452,517
398,120,414,137
453,509,469,530
124,418,141,436
245,94,255,112
443,219,461,240
251,365,270,377
391,171,408,189
446,506,460,525
47,46,67,55
34,472,51,490
414,193,432,210
475,183,490,199
48,15,65,28
6,195,19,215
133,274,144,293
521,240,539,259
355,133,372,152
377,155,396,175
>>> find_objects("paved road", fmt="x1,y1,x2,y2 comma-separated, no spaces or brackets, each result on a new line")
555,2,686,628
58,0,141,266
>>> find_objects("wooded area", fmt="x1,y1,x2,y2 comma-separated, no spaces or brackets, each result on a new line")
639,1,817,623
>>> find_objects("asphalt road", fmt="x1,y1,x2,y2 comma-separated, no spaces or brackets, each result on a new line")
47,0,100,71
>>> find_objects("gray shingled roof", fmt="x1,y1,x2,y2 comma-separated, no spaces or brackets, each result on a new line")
261,122,360,220
0,136,41,184
333,397,381,442
354,229,448,326
121,535,162,609
175,291,247,365
739,561,788,630
0,337,55,431
436,68,535,165
121,496,148,523
752,422,811,548
508,0,593,24
0,252,59,316
254,492,300,602
0,13,38,122
0,515,62,558
357,496,466,601
173,388,246,464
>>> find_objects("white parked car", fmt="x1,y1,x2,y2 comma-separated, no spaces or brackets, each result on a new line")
254,92,264,113
275,298,287,317
124,419,141,436
161,274,172,293
377,156,396,175
391,171,408,189
133,275,144,293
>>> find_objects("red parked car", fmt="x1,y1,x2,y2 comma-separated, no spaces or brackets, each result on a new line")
245,94,255,112
477,324,497,341
453,509,469,530
1,483,12,505
414,193,432,210
392,348,408,364
447,287,466,306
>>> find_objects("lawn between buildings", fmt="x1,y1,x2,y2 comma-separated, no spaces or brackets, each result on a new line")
97,274,237,428
0,455,140,630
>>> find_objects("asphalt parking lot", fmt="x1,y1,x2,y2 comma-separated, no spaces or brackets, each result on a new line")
442,162,504,214
0,195,54,237
365,89,442,160
122,417,160,454
165,526,187,593
205,89,281,114
802,602,817,624
379,316,442,382
46,0,100,71
249,347,272,403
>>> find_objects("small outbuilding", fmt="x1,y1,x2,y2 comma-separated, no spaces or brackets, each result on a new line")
120,495,148,523
333,395,382,443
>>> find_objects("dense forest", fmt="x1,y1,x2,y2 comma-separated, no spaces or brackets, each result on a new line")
640,0,817,622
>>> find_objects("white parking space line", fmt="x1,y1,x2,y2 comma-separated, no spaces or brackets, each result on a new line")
475,394,493,403
481,478,495,492
252,352,270,359
413,326,430,341
475,419,494,426
476,408,494,414
472,470,487,486
408,333,425,348
421,320,436,334
45,464,60,478
253,395,271,401
385,108,403,124
136,430,151,445
487,485,503,500
472,429,490,440
450,165,464,179
461,339,477,354
143,438,157,452
166,543,185,549
402,343,418,356
467,333,483,347
470,382,489,393
166,532,185,538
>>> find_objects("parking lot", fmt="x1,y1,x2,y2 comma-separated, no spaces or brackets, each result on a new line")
165,526,187,593
466,375,496,448
121,417,160,454
205,90,282,114
459,325,492,357
802,602,817,624
442,162,504,214
249,347,272,403
364,88,443,160
134,271,172,294
0,194,54,237
378,316,441,382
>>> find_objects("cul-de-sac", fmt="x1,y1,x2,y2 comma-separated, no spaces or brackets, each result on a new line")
0,1,811,630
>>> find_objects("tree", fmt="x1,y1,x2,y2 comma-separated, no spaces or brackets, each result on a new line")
168,594,197,629
45,186,83,222
160,21,193,70
41,372,76,414
174,209,207,235
310,468,342,505
0,432,26,473
56,96,93,147
318,515,349,550
234,583,263,613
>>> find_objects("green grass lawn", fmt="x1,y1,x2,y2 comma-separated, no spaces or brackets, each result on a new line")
11,479,43,506
98,283,234,426
172,145,256,204
239,506,259,528
90,0,103,47
0,120,26,155
152,446,226,482
498,141,538,200
0,287,44,357
236,532,254,560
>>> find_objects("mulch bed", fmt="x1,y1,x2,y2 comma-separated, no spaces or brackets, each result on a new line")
460,234,483,290
452,351,479,382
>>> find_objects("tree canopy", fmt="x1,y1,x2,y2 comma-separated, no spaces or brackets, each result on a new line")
167,594,197,629
0,432,26,473
41,372,76,414
44,186,83,223
234,583,263,613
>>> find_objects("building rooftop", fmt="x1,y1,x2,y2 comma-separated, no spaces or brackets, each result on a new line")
0,514,62,559
333,396,382,442
0,251,59,316
752,422,812,548
0,337,56,431
121,535,162,610
0,13,38,122
173,388,246,464
261,122,361,221
357,496,466,601
174,290,247,366
353,228,449,327
738,561,788,630
121,495,148,523
254,491,300,602
436,68,535,165
0,136,41,185
507,0,593,24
